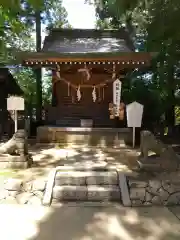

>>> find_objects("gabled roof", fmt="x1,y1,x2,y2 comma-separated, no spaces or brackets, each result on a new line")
42,28,135,54
15,28,155,67
0,68,23,96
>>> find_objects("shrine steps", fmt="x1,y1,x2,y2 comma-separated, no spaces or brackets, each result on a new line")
45,104,111,127
56,117,80,127
43,166,131,206
55,116,113,127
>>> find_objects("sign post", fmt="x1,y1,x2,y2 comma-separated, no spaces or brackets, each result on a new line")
113,79,122,147
113,79,122,116
7,96,24,133
14,110,18,132
126,102,144,148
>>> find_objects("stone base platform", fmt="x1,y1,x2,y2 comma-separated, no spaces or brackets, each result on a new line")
37,126,132,147
0,155,32,169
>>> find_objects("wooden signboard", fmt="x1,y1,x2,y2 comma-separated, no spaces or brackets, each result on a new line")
126,101,144,147
113,79,122,116
7,96,24,132
7,96,24,111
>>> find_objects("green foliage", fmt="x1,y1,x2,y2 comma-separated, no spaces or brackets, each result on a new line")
93,0,180,127
0,0,70,108
12,67,36,104
46,0,71,29
0,0,70,62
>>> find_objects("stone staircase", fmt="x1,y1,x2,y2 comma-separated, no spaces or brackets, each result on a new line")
56,116,81,127
43,166,131,206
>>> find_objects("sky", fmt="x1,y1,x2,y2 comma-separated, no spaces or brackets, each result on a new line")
36,0,96,43
63,0,96,29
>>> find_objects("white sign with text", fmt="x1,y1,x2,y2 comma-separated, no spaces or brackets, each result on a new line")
113,79,122,116
7,96,24,111
126,101,144,127
126,102,144,148
7,96,24,132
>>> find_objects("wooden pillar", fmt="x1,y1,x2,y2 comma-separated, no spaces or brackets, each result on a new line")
51,70,58,106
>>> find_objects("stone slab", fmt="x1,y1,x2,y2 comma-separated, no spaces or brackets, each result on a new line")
86,171,118,185
130,188,146,201
55,171,87,186
87,185,120,201
52,185,121,202
0,155,29,162
43,168,59,206
118,172,131,206
36,126,132,145
53,186,88,201
129,180,148,188
0,161,29,169
55,165,117,171
55,171,119,186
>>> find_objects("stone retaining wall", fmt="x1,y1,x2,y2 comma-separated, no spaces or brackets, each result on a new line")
1,175,180,207
0,178,46,205
128,178,180,206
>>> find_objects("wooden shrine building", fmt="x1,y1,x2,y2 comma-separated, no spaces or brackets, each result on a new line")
0,68,23,136
17,28,154,144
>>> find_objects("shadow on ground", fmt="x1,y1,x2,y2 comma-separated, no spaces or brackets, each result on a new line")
13,145,140,181
1,204,179,240
28,205,180,240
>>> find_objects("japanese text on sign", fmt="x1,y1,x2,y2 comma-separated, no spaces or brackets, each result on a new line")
113,79,122,116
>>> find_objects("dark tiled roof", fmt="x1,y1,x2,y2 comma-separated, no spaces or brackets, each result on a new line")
0,68,23,95
42,28,135,54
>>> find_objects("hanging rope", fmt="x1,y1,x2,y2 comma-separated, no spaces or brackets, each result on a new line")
53,65,124,90
54,71,124,89
78,63,91,81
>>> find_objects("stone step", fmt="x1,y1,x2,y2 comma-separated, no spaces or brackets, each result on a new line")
55,171,119,186
43,166,131,206
52,185,121,202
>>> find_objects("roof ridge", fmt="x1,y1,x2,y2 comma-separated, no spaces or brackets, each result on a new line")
43,27,135,52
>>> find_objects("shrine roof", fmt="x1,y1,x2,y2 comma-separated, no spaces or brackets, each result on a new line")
42,28,135,54
15,29,157,66
0,68,23,95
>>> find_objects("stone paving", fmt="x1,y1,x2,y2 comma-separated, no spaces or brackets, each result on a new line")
5,144,139,181
0,144,138,205
0,204,180,240
0,178,46,204
1,144,180,207
128,178,180,206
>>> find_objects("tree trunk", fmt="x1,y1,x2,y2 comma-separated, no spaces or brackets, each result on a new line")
165,62,175,132
35,11,42,122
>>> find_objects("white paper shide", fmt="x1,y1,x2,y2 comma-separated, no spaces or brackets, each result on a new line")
126,101,144,127
113,79,122,116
